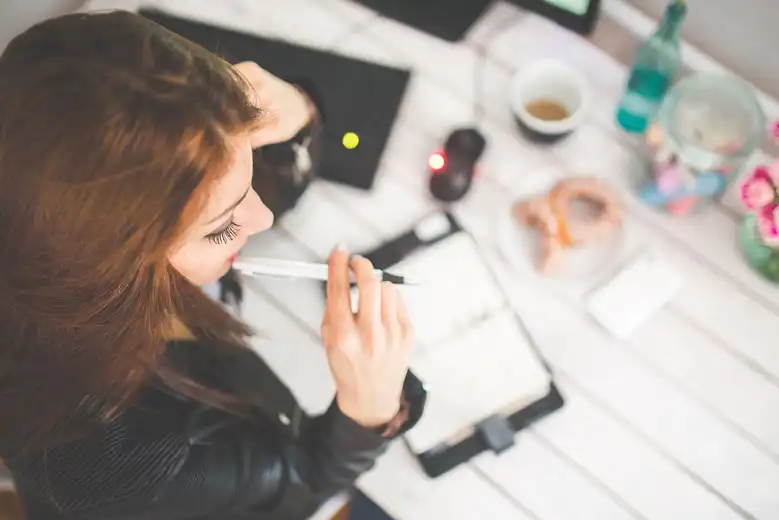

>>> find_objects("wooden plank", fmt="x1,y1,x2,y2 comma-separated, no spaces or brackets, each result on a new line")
478,245,779,520
311,122,779,518
474,431,643,520
480,378,747,520
358,442,534,520
530,379,746,520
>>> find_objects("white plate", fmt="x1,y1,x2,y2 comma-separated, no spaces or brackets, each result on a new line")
495,175,623,283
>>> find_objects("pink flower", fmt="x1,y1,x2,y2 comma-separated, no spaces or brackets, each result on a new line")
740,166,776,210
757,203,779,245
771,121,779,144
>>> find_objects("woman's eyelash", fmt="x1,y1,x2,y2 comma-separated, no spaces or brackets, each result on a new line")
206,221,242,245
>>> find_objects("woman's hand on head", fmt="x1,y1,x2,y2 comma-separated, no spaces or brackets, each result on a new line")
233,61,315,148
321,245,414,429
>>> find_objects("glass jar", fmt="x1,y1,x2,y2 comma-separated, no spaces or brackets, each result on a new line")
739,213,779,283
638,72,766,216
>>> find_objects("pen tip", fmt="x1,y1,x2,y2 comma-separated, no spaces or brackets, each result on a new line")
382,271,423,285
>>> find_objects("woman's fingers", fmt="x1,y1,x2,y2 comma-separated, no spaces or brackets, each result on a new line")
397,291,414,349
325,245,352,326
351,256,381,328
380,282,400,346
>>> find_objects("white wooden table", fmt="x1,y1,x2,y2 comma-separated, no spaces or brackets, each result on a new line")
83,1,779,518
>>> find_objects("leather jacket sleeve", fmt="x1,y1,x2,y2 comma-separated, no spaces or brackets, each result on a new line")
144,399,391,520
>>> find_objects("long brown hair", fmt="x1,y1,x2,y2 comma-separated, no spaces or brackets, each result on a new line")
0,11,262,452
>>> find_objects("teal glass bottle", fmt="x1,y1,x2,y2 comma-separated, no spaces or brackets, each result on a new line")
616,0,687,133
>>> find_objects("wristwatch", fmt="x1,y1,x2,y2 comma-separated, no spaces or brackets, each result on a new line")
374,370,428,439
376,396,411,438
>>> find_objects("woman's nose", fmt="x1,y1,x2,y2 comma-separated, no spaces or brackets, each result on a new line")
240,190,274,236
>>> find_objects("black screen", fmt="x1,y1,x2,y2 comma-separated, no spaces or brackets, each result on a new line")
354,0,493,41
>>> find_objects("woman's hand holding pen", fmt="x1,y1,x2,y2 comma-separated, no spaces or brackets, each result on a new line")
321,244,414,429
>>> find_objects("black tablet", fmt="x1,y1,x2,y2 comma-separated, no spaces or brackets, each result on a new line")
508,0,602,35
353,0,493,42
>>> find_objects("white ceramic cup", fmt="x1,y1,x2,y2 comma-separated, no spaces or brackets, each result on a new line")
510,59,590,142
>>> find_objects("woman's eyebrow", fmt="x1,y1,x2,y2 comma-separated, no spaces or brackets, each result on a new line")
205,186,251,225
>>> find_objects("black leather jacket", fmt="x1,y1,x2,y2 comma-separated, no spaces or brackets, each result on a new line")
4,340,426,520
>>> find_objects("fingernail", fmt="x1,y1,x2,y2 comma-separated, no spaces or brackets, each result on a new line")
334,242,347,252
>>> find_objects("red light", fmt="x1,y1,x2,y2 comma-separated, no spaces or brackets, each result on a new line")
428,152,446,171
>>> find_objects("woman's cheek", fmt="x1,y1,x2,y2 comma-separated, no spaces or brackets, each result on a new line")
168,241,230,286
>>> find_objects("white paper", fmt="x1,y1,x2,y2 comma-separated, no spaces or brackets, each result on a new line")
586,250,682,339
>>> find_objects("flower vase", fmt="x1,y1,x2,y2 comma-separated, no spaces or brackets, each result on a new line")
739,214,779,283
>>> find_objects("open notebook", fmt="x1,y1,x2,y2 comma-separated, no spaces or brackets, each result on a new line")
352,214,560,472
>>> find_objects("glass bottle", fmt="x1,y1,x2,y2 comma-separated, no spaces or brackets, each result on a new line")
616,0,687,133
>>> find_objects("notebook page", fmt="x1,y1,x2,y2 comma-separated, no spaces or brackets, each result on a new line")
404,308,551,454
392,233,507,348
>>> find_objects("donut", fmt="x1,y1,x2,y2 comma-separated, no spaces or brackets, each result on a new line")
512,176,622,274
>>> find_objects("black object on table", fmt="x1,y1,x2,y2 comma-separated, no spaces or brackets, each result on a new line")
428,127,486,202
353,0,494,41
349,491,395,520
140,9,411,191
506,0,602,35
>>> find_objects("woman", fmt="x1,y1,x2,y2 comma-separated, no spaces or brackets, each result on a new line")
0,10,425,520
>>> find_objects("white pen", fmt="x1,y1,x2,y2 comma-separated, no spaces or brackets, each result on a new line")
232,257,422,285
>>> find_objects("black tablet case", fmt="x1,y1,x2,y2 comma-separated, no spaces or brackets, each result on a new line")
358,212,564,477
140,9,411,190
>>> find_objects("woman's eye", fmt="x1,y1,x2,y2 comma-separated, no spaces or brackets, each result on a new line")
206,221,242,245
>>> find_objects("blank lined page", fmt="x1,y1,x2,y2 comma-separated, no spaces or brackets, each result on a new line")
393,233,507,348
389,233,552,454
